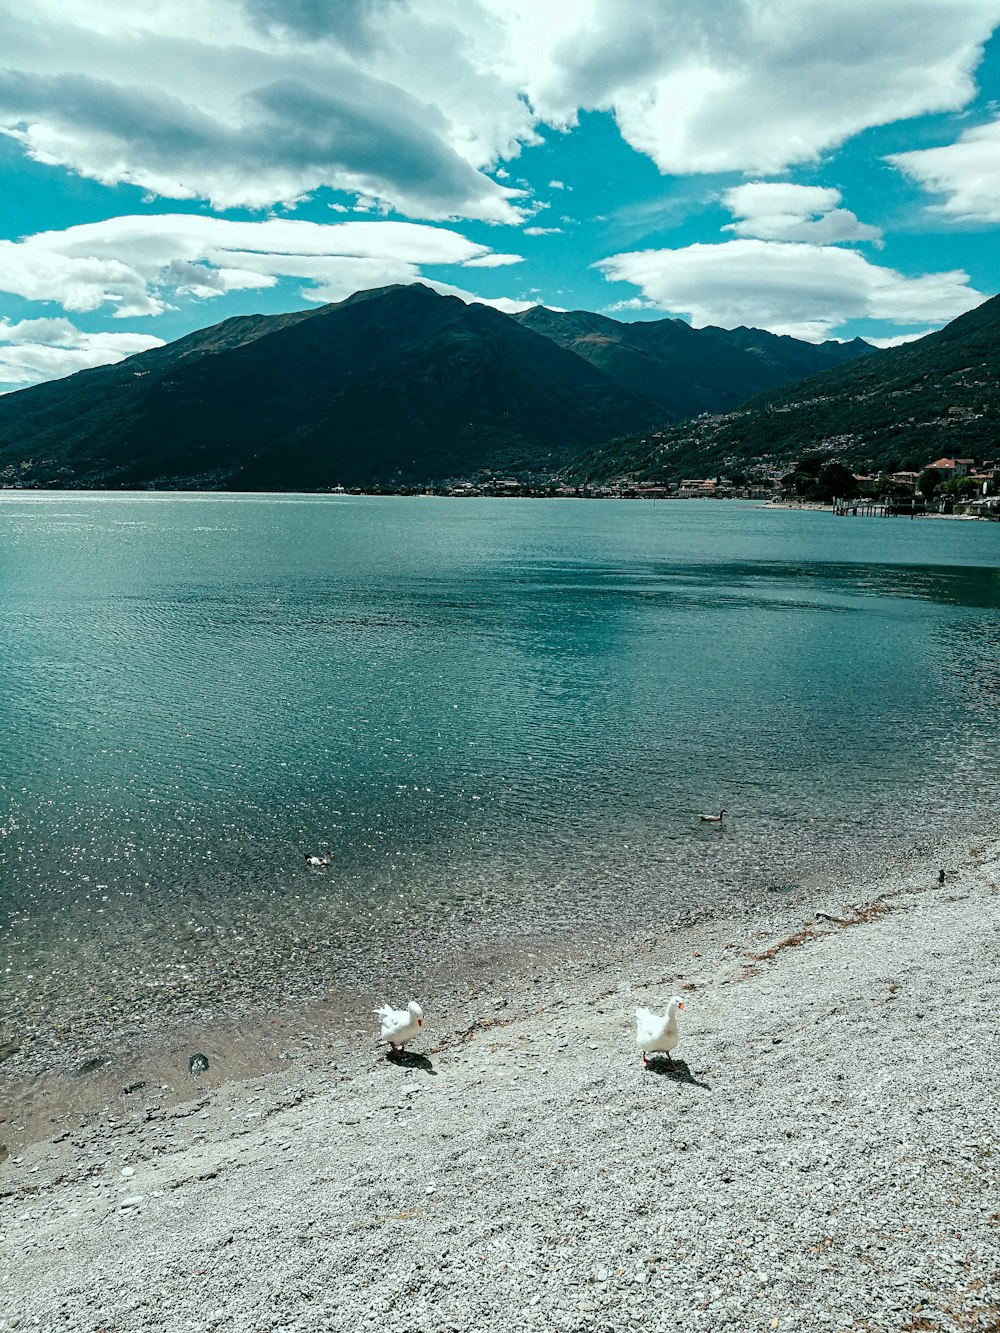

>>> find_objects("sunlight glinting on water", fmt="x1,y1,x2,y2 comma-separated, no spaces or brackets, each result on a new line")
1,493,998,1059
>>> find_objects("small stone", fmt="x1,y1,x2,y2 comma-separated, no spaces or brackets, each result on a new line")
120,1167,135,1178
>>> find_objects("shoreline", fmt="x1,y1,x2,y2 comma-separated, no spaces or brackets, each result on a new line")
1,822,985,1150
3,834,999,1329
1,490,994,518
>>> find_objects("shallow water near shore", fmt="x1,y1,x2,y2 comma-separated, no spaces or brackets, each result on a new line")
2,494,999,1090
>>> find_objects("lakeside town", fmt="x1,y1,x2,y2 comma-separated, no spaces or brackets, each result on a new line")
316,453,1000,517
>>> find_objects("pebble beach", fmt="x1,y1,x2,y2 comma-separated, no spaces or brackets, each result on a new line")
2,838,998,1333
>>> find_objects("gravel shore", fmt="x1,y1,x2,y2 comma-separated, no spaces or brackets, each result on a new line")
2,840,998,1332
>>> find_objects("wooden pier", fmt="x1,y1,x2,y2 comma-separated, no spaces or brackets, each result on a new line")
833,498,928,518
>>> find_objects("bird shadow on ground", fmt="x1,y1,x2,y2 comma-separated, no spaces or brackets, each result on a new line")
644,1058,711,1090
386,1050,438,1075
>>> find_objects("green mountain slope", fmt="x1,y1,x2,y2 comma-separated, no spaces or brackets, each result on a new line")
513,306,872,419
570,293,1000,483
0,285,659,489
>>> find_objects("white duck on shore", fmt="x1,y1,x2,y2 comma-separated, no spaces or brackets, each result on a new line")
374,1000,424,1053
635,997,684,1068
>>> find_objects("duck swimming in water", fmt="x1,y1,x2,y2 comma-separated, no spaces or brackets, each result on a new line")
304,850,333,868
699,809,726,823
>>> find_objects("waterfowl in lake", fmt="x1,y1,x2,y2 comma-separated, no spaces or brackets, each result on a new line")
699,809,726,823
375,1000,424,1053
304,850,333,868
635,997,684,1068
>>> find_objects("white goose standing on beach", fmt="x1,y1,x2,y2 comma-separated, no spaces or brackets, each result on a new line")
635,997,685,1068
375,1000,424,1054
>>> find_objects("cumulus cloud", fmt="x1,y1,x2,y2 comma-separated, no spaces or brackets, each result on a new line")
604,297,656,313
595,239,986,340
721,183,883,245
529,0,1000,175
461,252,524,267
888,116,1000,223
1,0,998,224
0,3,527,220
242,0,405,50
0,215,524,316
863,330,935,347
523,226,563,236
0,316,163,388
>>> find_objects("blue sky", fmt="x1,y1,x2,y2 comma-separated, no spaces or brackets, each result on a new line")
2,0,1000,391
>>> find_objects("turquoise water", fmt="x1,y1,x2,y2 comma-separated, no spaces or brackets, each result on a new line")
1,494,999,1061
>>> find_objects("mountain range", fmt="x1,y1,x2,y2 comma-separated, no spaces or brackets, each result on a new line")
512,306,869,419
0,284,874,490
573,291,1000,484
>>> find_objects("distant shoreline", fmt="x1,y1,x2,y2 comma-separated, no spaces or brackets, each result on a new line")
1,487,995,518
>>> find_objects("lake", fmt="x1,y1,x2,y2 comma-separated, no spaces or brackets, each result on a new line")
2,494,998,1074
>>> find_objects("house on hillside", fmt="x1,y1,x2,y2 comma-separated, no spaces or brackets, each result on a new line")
925,456,975,478
970,463,999,495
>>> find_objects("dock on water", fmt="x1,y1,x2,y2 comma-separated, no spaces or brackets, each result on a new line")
833,498,928,518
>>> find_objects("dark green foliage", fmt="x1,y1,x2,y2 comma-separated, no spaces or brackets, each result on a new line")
811,461,859,502
512,308,872,420
574,293,1000,482
917,468,942,498
0,285,659,490
939,474,980,497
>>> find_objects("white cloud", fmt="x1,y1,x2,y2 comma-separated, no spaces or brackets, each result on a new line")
548,178,567,189
863,330,935,347
425,282,537,313
721,182,883,244
461,252,524,267
888,116,1000,223
521,0,1000,175
596,239,986,340
0,316,163,388
523,226,562,236
0,215,524,316
604,297,656,313
0,2,529,221
1,0,998,226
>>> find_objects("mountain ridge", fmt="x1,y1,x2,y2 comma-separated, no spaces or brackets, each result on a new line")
0,284,658,489
511,305,872,419
3,282,988,492
568,292,1000,484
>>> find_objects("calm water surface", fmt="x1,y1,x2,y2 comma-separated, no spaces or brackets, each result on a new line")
1,494,998,1063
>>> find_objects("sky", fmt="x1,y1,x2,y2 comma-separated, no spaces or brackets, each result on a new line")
2,0,1000,392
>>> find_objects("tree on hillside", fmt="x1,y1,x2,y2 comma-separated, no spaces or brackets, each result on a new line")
939,474,979,498
812,461,858,503
917,468,942,498
782,454,826,496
